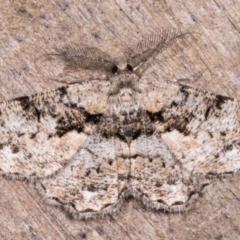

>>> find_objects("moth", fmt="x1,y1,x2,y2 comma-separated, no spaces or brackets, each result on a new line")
0,29,239,219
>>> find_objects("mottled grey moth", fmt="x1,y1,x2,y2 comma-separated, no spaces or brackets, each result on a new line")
0,29,239,219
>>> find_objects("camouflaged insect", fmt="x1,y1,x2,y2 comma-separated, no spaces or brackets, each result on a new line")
1,29,240,219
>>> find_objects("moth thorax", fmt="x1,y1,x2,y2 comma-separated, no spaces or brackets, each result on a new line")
107,87,140,115
119,88,139,108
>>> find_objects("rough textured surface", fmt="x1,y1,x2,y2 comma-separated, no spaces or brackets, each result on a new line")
1,48,240,220
1,0,240,239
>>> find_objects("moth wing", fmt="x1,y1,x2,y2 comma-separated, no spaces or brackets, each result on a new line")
129,133,200,212
140,78,240,178
0,80,109,180
37,135,129,219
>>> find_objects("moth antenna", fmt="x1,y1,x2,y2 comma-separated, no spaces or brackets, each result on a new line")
128,28,193,74
35,43,117,74
57,43,117,73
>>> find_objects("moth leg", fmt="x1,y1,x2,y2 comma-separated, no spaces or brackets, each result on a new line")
174,68,206,84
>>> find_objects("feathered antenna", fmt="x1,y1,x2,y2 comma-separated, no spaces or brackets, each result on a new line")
128,29,191,73
56,43,117,72
35,29,193,80
35,43,117,75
